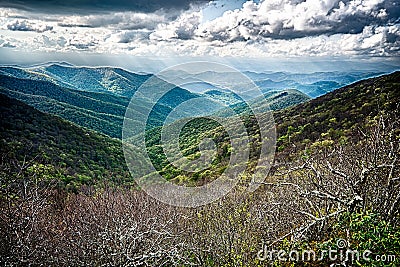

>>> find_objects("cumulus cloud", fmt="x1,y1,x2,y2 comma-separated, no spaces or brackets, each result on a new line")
106,30,151,43
59,12,168,30
149,0,399,42
1,22,399,57
0,35,16,48
0,1,398,58
5,19,53,32
150,10,203,40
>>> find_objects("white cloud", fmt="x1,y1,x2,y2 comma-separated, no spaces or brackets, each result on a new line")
1,22,399,57
150,10,203,40
105,30,150,43
0,35,16,48
192,0,389,41
0,2,398,58
58,11,169,30
5,19,53,33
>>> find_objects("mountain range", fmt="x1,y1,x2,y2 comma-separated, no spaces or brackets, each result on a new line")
0,64,315,138
1,69,398,188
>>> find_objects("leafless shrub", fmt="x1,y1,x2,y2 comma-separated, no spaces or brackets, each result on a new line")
180,190,267,266
0,153,191,266
1,114,398,266
257,114,400,244
0,154,56,265
50,189,190,266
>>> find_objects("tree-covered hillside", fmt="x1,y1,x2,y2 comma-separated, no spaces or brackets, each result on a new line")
143,71,400,185
2,71,398,188
1,71,399,267
35,64,152,97
274,71,400,155
0,93,132,189
250,71,383,97
0,74,204,138
0,67,311,139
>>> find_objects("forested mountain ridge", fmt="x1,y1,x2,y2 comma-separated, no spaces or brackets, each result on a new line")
143,71,400,184
1,64,384,100
0,74,127,138
1,71,398,188
1,70,399,267
248,70,384,97
0,64,152,97
0,74,204,138
37,64,152,97
1,72,400,187
0,67,311,139
274,70,400,154
0,93,132,189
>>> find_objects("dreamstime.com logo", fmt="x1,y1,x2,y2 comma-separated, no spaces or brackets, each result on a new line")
122,62,276,207
257,238,397,265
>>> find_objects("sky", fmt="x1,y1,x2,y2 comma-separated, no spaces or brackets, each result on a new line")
0,0,399,71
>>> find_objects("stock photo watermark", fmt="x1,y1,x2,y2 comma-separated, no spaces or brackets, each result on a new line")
122,61,276,207
257,239,396,265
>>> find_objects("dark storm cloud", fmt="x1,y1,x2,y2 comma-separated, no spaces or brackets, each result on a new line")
0,0,210,14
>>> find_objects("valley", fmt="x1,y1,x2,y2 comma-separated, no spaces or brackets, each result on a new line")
0,66,399,266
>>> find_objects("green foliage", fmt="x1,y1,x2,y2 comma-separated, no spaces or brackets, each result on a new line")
143,117,232,185
139,72,400,185
0,73,203,138
215,89,310,117
0,69,399,266
274,71,400,155
318,212,400,266
0,93,131,189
